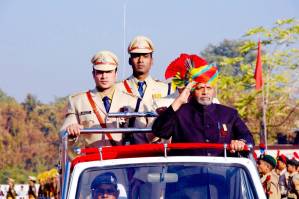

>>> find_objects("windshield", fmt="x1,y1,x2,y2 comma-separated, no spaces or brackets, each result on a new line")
75,162,257,199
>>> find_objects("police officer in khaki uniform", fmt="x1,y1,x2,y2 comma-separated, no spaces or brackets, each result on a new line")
116,36,172,197
60,50,149,146
116,36,173,143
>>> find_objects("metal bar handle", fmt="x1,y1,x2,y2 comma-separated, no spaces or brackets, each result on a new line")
107,111,158,118
79,128,153,134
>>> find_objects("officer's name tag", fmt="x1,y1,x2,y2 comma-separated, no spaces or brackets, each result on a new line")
152,93,162,99
80,111,92,115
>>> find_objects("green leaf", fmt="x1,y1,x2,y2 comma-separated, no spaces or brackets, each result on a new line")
244,26,267,36
239,41,256,54
276,18,295,25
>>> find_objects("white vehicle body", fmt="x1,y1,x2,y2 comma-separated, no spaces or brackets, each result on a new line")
63,148,266,199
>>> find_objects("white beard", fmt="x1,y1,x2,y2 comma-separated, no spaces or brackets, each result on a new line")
197,98,212,106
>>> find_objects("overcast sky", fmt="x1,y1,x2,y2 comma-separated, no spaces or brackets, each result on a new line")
1,0,299,103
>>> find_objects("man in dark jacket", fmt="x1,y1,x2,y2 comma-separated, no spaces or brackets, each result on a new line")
152,54,254,156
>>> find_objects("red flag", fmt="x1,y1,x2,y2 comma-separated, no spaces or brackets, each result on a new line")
255,40,263,90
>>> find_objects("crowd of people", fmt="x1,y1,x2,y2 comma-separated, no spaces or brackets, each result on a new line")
256,152,299,199
0,169,59,199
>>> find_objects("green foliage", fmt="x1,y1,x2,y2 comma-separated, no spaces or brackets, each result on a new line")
0,167,32,184
202,18,299,144
200,39,256,77
276,18,295,25
0,89,15,102
239,41,256,54
244,26,268,36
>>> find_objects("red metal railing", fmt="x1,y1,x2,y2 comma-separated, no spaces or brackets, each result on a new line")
71,143,251,168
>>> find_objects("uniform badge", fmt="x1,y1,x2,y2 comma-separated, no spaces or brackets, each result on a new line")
79,111,92,116
152,93,162,99
220,123,228,137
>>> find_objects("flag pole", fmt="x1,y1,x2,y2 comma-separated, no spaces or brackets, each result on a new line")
255,38,267,149
263,49,271,150
122,0,127,80
262,80,267,149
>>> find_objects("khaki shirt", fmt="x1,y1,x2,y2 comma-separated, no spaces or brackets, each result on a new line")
261,171,281,199
154,92,178,108
60,87,149,145
116,75,172,109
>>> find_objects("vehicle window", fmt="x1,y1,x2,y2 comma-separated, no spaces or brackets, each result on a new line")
76,163,257,199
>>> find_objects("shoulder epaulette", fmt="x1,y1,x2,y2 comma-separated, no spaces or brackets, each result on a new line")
121,90,138,98
154,79,167,84
70,91,85,98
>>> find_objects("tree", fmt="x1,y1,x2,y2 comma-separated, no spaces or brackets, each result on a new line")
0,89,15,102
200,39,256,76
201,18,299,144
0,89,67,183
